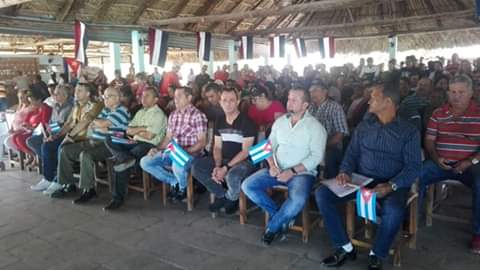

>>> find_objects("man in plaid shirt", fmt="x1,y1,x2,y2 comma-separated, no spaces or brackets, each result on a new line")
309,80,349,178
140,87,207,201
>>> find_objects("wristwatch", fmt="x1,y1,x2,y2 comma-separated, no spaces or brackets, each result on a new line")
224,164,232,170
471,158,479,165
390,182,398,192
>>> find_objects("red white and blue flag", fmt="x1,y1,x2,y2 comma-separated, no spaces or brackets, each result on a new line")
239,36,254,59
319,37,335,59
294,38,307,58
269,35,286,58
148,28,169,67
196,32,212,61
356,188,377,223
48,122,61,135
249,139,273,164
165,140,192,168
74,20,88,64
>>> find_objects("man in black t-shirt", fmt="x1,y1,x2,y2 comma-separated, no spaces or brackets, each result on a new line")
192,88,257,214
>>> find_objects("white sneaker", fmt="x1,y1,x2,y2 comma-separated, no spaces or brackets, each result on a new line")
30,179,51,191
43,182,63,196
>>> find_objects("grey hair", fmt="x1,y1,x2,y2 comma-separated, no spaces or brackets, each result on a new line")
55,84,72,96
450,75,473,91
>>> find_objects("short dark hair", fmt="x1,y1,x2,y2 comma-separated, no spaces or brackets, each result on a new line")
175,86,193,97
221,87,239,100
377,81,400,106
205,82,222,93
144,86,159,98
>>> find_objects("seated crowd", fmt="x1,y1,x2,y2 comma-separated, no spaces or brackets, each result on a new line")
1,53,480,270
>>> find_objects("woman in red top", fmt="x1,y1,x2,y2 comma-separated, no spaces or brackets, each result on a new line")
12,89,52,159
247,85,286,130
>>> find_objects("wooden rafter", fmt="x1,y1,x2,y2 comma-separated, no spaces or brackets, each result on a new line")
92,0,117,23
148,0,396,27
185,0,222,31
170,0,192,18
226,0,268,34
128,0,158,25
56,0,75,22
0,0,30,9
206,0,243,32
235,9,475,35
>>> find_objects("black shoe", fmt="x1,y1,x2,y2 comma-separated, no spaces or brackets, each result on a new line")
167,184,179,200
73,189,97,204
174,189,187,202
321,248,357,267
261,230,286,246
368,255,382,270
103,200,123,211
209,197,226,213
50,184,76,198
224,198,239,215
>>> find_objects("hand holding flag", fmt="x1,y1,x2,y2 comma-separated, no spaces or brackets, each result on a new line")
356,188,377,223
249,139,273,164
165,140,192,168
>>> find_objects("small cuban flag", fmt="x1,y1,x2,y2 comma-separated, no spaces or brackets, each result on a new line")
249,139,273,164
356,188,377,223
165,140,192,168
49,122,62,135
111,137,136,145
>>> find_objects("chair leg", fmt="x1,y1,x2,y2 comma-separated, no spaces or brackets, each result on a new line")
408,198,418,249
106,159,114,193
264,212,269,230
142,170,150,201
302,201,310,243
162,182,168,207
346,201,355,239
8,149,14,168
239,191,247,225
426,185,434,227
187,174,194,211
209,193,216,218
19,151,25,171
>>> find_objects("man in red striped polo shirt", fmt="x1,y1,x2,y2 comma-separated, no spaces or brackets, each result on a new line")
420,74,480,255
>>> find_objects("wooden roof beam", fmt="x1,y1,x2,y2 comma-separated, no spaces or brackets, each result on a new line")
170,0,191,18
56,0,75,22
225,0,268,34
92,0,117,23
185,0,222,31
128,0,158,25
236,9,475,35
0,0,30,9
206,0,243,32
147,0,397,27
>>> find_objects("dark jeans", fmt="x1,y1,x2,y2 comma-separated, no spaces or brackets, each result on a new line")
241,169,315,233
324,146,343,179
419,160,480,235
27,134,43,157
315,185,409,259
191,156,255,201
110,142,155,202
41,136,64,181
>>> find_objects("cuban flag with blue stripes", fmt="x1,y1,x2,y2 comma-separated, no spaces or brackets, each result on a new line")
165,140,192,168
249,139,273,164
356,188,377,223
49,122,62,135
111,136,135,145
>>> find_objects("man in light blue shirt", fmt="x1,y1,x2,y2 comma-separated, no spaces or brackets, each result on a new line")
241,87,327,245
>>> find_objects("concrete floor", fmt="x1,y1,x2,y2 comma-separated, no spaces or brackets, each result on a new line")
0,168,479,270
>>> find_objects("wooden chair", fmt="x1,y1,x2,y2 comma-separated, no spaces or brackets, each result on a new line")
425,180,471,226
142,171,195,211
7,149,26,170
345,190,418,267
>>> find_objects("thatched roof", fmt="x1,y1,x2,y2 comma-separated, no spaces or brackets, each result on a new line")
0,0,479,56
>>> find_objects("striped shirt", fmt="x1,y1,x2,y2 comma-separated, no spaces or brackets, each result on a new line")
309,98,349,141
341,115,421,189
426,101,480,162
91,105,130,140
398,93,430,131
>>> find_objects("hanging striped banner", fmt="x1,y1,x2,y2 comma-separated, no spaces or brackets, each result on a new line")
318,37,335,59
165,140,192,168
148,28,169,67
356,188,377,223
196,32,212,62
249,139,273,164
294,38,307,58
74,20,88,64
269,35,286,58
239,36,254,59
476,0,480,18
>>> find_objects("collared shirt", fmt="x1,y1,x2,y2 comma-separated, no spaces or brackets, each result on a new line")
64,100,103,140
341,115,421,188
426,101,480,162
50,101,74,125
309,98,349,140
129,105,167,145
91,105,130,140
167,104,207,148
398,93,430,131
269,111,327,176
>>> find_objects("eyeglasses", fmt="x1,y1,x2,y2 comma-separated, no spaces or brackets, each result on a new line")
103,94,119,99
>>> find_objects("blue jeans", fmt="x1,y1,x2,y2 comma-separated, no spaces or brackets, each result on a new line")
315,185,408,259
241,168,315,233
419,160,480,235
324,146,344,179
139,152,193,190
41,136,63,181
27,134,43,156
